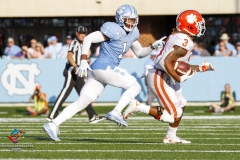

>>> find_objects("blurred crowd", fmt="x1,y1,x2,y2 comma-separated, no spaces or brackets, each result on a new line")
1,32,240,60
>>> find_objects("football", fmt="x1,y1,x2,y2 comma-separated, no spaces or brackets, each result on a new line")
172,61,192,76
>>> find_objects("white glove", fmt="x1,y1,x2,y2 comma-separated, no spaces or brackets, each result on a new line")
180,70,194,83
76,60,92,77
199,60,215,72
151,36,167,49
141,65,154,78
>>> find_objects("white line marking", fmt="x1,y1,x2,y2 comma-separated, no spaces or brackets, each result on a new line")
1,116,240,122
0,142,239,146
1,150,240,153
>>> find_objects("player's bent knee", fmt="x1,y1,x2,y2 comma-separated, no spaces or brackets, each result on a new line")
176,107,183,118
130,81,141,94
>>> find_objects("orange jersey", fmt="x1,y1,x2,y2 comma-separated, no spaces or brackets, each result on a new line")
154,32,193,74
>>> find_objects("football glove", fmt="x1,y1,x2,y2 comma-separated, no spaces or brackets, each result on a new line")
199,60,215,72
77,60,92,77
151,36,167,49
141,65,154,78
180,70,194,83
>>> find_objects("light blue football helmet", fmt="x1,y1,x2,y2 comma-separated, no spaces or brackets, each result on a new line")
115,4,139,32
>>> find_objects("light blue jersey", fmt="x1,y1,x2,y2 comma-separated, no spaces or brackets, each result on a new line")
91,22,139,70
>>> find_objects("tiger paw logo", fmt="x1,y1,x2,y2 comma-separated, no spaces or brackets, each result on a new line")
8,129,26,143
186,14,197,24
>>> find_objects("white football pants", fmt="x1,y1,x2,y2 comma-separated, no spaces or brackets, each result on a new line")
53,66,141,126
147,68,187,118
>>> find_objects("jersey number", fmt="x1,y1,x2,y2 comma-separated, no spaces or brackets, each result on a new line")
182,39,188,47
119,42,127,58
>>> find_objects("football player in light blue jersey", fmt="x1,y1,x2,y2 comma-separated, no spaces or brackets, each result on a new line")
43,4,165,141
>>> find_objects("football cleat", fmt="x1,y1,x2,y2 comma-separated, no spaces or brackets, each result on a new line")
106,110,128,127
89,115,106,124
42,122,61,141
123,99,140,119
163,136,191,144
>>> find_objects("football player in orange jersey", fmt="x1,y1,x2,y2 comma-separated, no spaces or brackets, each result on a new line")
124,10,214,144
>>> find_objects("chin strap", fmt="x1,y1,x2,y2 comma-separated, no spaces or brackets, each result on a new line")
155,106,163,120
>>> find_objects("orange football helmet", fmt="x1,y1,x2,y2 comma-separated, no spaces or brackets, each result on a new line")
176,10,205,37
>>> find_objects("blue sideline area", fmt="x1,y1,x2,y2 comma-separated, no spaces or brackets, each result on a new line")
0,57,239,103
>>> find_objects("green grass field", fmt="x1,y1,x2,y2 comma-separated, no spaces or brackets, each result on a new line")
0,106,240,159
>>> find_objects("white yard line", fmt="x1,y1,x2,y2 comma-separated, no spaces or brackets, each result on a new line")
0,142,240,145
1,129,239,132
1,116,240,122
1,132,240,136
1,149,240,153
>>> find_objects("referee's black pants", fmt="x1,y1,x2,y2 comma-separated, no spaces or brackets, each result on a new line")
47,65,97,119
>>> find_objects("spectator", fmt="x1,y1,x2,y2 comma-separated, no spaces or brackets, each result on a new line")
12,45,31,60
28,38,37,56
191,42,200,56
206,39,216,56
213,41,231,56
4,37,21,58
26,83,49,116
215,33,237,56
44,36,62,59
32,42,45,59
58,35,72,59
236,42,240,57
143,48,159,106
198,42,211,56
44,38,52,58
210,83,236,113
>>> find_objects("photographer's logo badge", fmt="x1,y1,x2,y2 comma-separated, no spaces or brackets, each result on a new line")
8,129,26,143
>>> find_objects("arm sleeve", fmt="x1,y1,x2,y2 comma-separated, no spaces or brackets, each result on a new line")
131,41,153,58
82,31,105,55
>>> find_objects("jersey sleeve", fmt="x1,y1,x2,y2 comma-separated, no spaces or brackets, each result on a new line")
100,22,120,40
173,34,193,51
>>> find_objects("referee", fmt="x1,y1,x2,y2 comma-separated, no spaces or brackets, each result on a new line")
46,26,104,123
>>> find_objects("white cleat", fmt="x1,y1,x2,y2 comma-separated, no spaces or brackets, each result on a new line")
163,136,191,144
42,122,61,141
123,99,140,119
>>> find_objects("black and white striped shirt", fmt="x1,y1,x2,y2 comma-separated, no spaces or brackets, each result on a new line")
68,38,83,66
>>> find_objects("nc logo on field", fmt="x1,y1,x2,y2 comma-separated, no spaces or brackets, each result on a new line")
1,63,40,96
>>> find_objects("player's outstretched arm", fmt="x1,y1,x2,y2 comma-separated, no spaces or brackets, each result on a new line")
190,60,215,73
131,36,166,58
131,40,152,58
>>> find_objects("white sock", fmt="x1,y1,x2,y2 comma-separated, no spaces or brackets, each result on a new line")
113,82,140,113
114,96,131,113
53,95,92,126
136,103,150,114
166,125,178,138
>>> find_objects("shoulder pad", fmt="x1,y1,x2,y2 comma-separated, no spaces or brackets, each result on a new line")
174,33,193,51
100,22,122,40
